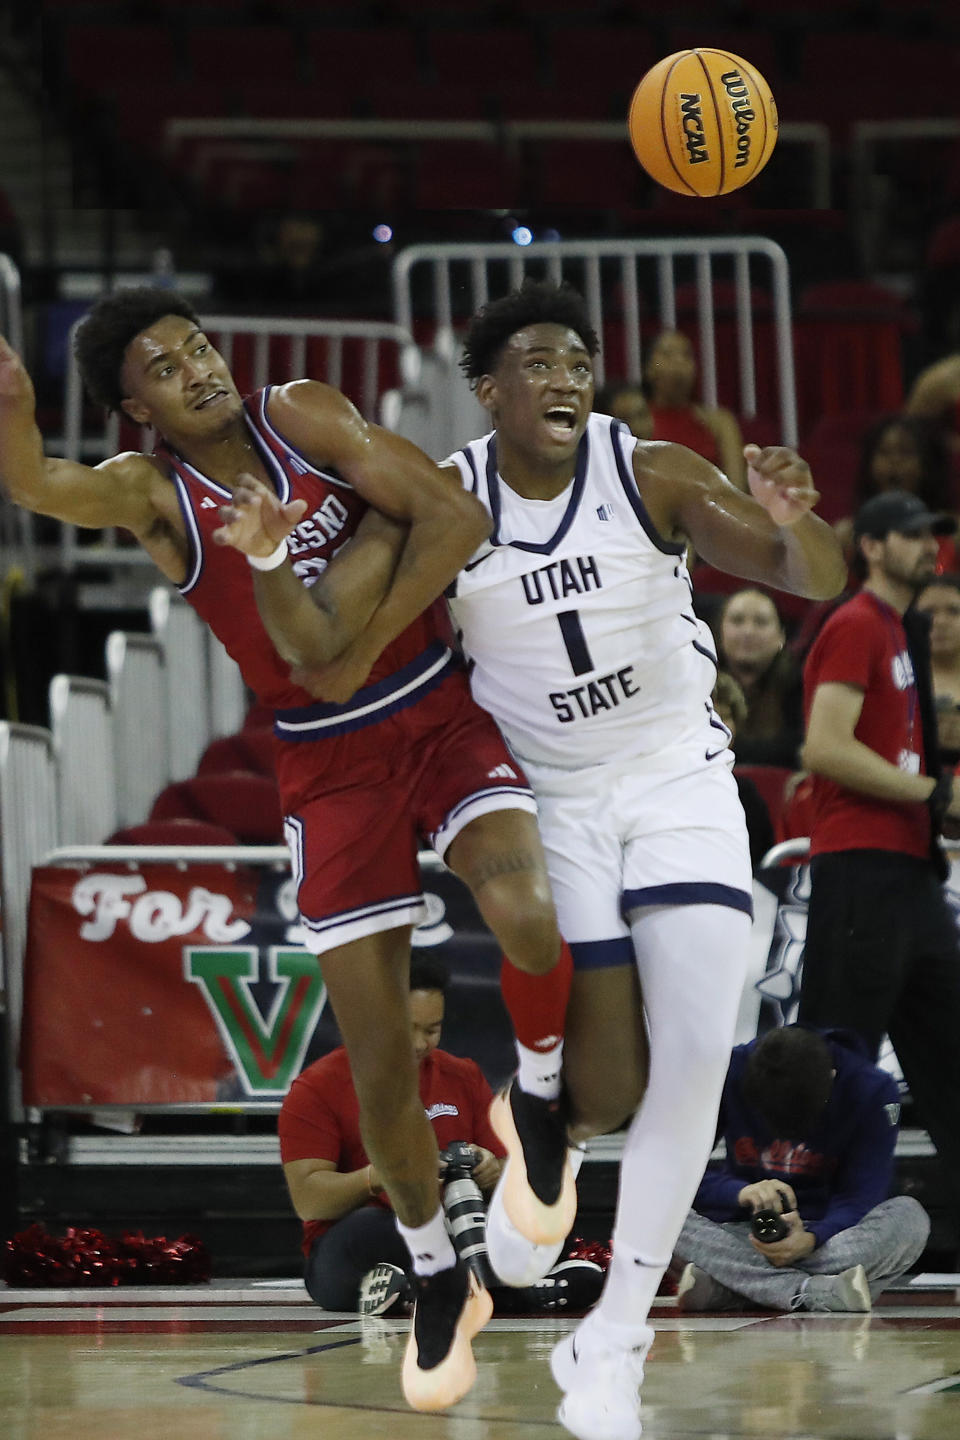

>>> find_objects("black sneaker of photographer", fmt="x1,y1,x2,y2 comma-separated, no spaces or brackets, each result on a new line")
489,1080,576,1247
401,1260,493,1412
524,1258,605,1313
358,1262,409,1317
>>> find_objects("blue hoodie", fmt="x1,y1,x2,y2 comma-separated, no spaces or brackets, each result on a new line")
694,1028,901,1247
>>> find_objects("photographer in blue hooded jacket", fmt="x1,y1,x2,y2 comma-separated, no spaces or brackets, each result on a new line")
671,1025,929,1312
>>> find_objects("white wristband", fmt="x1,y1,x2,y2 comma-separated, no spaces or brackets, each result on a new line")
246,539,288,571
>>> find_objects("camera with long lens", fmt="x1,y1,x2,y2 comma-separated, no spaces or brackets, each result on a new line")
440,1140,496,1288
751,1207,790,1243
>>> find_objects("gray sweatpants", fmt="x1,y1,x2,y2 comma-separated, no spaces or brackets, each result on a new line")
674,1196,930,1309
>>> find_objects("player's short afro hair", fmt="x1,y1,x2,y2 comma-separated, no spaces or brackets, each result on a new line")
460,279,599,388
74,286,201,411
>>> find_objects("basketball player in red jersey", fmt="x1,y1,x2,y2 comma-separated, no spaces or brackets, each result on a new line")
0,288,577,1413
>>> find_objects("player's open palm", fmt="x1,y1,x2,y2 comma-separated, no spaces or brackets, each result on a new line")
0,335,34,408
746,443,820,527
213,472,306,557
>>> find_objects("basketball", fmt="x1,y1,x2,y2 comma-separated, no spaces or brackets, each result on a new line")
628,49,778,197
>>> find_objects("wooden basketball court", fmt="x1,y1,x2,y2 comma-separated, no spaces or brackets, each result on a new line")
3,1279,960,1439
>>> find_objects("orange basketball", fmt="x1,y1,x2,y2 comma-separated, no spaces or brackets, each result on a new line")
628,49,778,197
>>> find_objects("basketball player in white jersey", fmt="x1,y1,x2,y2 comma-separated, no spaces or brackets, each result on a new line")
215,281,845,1440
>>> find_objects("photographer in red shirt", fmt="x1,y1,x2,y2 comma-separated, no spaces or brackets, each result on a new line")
799,490,960,1216
279,954,601,1316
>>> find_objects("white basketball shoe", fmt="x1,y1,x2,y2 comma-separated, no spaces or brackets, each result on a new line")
551,1312,654,1440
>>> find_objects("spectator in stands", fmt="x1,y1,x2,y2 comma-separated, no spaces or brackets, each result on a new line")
594,379,653,439
712,672,776,866
218,213,334,311
644,329,747,490
916,573,960,767
834,415,955,567
799,488,960,1222
672,1025,930,1313
278,954,602,1317
716,588,804,767
906,352,960,459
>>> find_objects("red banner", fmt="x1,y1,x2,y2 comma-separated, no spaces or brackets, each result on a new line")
18,859,514,1108
20,862,328,1106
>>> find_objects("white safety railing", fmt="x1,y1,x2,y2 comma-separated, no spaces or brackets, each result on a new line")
851,119,960,271
149,587,217,782
48,674,117,844
105,632,169,828
60,314,415,573
392,235,798,457
208,627,249,741
0,721,58,1118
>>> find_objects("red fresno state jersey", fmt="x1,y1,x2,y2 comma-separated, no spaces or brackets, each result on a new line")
160,386,450,712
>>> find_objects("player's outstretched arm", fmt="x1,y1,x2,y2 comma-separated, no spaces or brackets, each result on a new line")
638,440,847,600
214,475,407,667
0,333,157,533
267,382,491,668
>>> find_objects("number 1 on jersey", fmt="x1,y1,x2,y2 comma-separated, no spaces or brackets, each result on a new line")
557,609,594,676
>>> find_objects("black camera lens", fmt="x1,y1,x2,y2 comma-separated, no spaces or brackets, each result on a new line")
751,1208,790,1243
440,1142,495,1288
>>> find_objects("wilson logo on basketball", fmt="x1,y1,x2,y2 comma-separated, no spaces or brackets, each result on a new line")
721,69,757,169
679,93,708,165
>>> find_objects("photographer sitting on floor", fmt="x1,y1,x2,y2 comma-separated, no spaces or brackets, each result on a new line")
279,953,601,1315
671,1025,929,1313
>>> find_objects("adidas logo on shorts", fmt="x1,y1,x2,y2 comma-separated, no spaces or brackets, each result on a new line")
487,764,517,780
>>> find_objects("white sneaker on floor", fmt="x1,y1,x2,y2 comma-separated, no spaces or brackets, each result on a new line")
551,1315,654,1440
675,1261,743,1313
485,1178,566,1286
802,1264,872,1314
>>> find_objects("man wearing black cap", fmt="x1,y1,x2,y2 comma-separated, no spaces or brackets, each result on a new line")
798,488,960,1221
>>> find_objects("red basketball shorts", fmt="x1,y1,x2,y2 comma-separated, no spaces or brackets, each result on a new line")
276,670,537,956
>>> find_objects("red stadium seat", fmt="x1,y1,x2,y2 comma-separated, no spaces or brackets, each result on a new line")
107,818,240,846
414,141,521,208
149,772,284,844
426,27,540,92
185,25,300,87
547,26,656,102
778,771,816,844
531,138,644,209
197,731,276,778
794,282,916,430
799,409,883,524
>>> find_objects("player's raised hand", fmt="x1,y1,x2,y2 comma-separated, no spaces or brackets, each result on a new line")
213,472,306,557
0,334,35,408
745,444,821,527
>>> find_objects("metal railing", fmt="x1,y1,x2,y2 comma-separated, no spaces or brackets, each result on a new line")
164,116,832,210
392,235,798,451
48,674,117,844
851,118,960,271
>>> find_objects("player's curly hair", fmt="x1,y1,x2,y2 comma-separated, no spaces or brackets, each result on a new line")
460,279,600,389
74,286,201,411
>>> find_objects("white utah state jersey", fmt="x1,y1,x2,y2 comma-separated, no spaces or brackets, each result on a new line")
445,413,727,771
